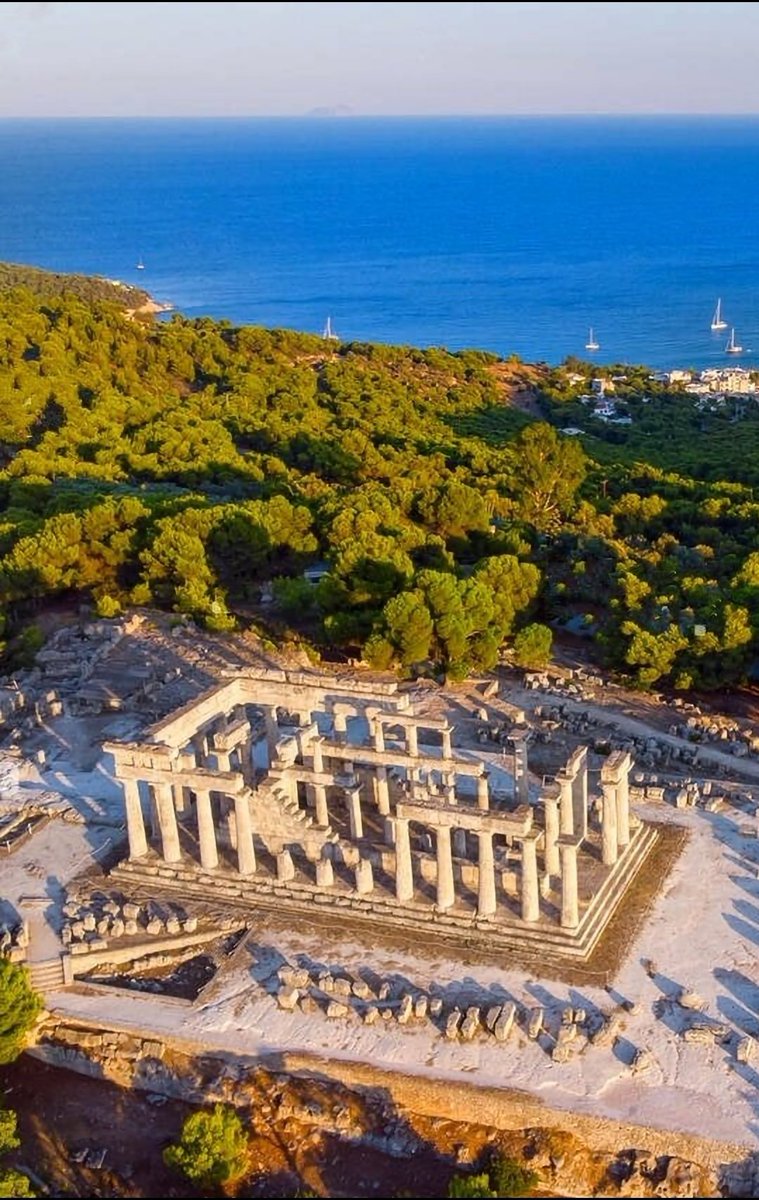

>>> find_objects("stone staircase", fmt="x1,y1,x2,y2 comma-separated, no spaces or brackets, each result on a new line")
28,955,67,994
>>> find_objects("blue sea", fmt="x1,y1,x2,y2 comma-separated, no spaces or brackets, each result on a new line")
2,116,759,369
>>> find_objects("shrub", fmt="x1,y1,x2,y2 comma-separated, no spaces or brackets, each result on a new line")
448,1172,495,1198
163,1103,248,1191
490,1153,539,1197
0,960,42,1065
512,622,553,669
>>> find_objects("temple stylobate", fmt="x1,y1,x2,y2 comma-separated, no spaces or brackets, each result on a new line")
105,667,657,965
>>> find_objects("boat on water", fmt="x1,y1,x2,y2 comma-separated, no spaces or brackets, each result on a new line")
725,327,743,354
585,327,600,351
136,256,145,271
322,316,339,342
710,298,727,331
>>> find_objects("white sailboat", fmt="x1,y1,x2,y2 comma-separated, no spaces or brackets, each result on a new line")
585,326,600,351
136,255,145,271
710,298,727,331
322,316,339,342
725,327,743,354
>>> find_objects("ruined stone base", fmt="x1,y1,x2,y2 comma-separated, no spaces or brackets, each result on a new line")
110,823,659,969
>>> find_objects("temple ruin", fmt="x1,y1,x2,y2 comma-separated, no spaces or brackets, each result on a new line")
105,668,658,965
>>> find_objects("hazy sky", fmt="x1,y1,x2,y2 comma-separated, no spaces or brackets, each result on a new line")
2,1,759,117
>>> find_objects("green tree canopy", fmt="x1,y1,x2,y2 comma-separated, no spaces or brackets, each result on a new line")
0,960,41,1066
164,1103,248,1191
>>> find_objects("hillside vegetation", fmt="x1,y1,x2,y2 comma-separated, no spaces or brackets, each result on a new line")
0,261,150,309
0,280,757,691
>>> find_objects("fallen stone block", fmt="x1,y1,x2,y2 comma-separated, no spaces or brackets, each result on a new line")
445,1008,462,1040
527,1007,544,1040
277,986,299,1011
326,1001,350,1020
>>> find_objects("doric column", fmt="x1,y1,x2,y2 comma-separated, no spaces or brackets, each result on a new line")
394,817,414,902
264,707,278,765
347,785,364,840
311,736,324,774
453,828,467,857
215,749,231,772
374,764,391,815
195,788,218,871
333,709,347,742
558,771,574,837
234,792,256,875
153,782,181,863
316,856,334,887
373,718,385,753
477,829,496,917
542,787,560,876
123,778,148,859
355,859,374,894
572,748,589,840
511,729,529,806
435,826,455,910
406,723,418,756
172,782,188,817
277,849,295,881
441,725,453,760
601,782,618,866
313,783,329,827
616,765,630,848
520,832,540,922
192,732,209,767
224,797,238,849
443,772,457,805
476,772,490,811
559,835,580,928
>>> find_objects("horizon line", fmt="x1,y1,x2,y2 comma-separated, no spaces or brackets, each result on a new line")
4,111,759,121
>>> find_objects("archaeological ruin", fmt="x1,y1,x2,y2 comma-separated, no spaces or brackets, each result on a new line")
103,666,659,965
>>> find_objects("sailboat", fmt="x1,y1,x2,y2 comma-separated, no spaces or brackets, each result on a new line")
136,256,145,271
322,316,339,342
710,298,727,331
725,327,743,354
585,327,600,351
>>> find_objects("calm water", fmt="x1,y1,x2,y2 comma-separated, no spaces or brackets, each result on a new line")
2,116,759,368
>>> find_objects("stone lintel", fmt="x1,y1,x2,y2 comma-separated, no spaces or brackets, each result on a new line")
319,740,482,776
397,799,531,835
557,833,584,850
116,763,245,793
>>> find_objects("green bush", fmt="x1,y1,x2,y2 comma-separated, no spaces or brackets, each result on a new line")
0,960,42,1066
163,1103,248,1190
490,1153,539,1197
448,1172,495,1198
512,622,553,669
0,1110,34,1197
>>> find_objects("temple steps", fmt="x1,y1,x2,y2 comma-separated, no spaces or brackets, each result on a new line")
28,955,67,993
111,824,658,966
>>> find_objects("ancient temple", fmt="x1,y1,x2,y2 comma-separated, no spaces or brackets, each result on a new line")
105,668,657,964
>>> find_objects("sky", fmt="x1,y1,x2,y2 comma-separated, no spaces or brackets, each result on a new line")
2,1,759,118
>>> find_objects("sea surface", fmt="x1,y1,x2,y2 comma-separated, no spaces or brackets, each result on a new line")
3,116,759,369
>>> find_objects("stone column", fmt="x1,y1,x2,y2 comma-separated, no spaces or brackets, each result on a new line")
559,835,580,928
192,732,209,767
453,828,467,857
395,817,414,902
333,710,347,742
477,829,496,917
234,793,256,875
373,764,391,815
172,782,188,817
347,786,364,840
373,718,385,753
153,782,181,863
316,856,334,888
616,765,630,848
542,788,560,876
406,723,418,756
264,707,278,765
558,772,574,837
520,832,540,923
215,749,231,772
123,778,148,859
313,783,329,827
311,736,324,774
601,782,618,866
572,748,589,841
443,772,457,805
511,729,529,806
435,826,455,910
355,859,374,894
224,798,238,850
441,725,453,760
476,773,490,811
195,788,219,871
